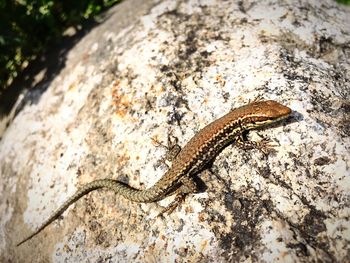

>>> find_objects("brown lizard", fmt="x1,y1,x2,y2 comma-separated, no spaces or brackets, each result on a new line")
17,100,291,246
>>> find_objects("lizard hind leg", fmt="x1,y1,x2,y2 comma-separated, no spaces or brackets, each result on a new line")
157,176,198,217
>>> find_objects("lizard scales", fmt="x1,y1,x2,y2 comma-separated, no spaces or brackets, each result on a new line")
17,100,291,246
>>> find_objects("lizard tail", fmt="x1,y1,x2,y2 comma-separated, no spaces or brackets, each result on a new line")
16,178,160,246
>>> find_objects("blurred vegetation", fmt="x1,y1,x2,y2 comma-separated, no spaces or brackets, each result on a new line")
336,0,350,4
0,0,120,95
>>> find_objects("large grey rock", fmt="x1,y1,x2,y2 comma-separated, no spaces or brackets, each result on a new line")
1,0,349,262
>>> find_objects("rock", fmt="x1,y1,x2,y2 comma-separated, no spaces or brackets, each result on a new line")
1,0,349,262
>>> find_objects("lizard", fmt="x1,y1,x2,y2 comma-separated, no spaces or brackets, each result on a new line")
17,100,291,246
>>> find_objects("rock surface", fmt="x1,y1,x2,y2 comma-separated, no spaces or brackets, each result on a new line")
1,0,349,262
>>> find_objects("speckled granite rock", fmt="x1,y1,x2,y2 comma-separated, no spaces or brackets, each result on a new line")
1,0,349,262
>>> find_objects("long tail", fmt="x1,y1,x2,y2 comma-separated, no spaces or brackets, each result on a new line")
16,179,162,246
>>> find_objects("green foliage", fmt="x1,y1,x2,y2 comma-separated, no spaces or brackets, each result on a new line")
336,0,350,4
0,0,119,93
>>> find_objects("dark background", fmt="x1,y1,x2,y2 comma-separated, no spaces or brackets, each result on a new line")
0,0,120,116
